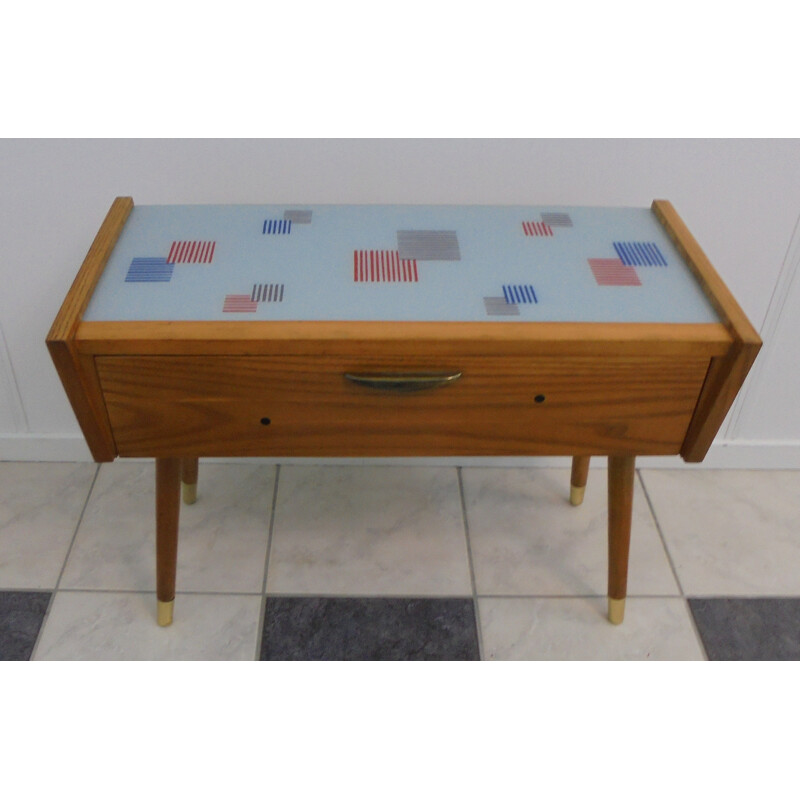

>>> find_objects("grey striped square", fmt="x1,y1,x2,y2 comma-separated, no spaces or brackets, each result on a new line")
484,296,520,316
284,209,312,224
251,283,285,302
397,230,461,261
541,212,573,227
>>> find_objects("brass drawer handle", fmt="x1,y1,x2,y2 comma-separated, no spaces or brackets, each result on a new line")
344,371,462,392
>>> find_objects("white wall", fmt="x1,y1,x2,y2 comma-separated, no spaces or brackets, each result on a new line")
1,139,798,465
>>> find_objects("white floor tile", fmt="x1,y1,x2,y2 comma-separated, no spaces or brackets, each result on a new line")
267,465,471,595
170,463,274,593
462,467,679,596
640,470,800,595
0,463,96,589
3,460,797,660
60,462,274,593
33,591,261,660
479,597,705,660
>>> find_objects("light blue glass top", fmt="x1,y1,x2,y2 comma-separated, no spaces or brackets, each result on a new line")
83,204,721,324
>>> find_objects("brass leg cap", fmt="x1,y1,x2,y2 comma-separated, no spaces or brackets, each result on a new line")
569,484,586,506
608,597,626,625
157,599,174,627
182,481,197,505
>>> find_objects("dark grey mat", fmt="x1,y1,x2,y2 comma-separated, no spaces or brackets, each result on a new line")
689,598,800,660
0,592,51,661
261,596,479,660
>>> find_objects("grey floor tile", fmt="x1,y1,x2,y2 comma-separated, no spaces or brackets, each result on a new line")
261,596,479,660
0,591,51,660
689,598,800,660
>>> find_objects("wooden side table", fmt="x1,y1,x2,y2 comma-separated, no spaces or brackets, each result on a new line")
47,199,760,627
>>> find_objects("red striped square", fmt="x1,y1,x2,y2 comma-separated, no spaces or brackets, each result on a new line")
353,250,418,282
223,294,258,313
168,241,216,263
522,221,553,237
589,258,641,286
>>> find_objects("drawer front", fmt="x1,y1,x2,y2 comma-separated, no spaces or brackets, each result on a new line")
96,354,710,457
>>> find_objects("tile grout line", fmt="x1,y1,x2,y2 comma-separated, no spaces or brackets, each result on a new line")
637,468,709,659
254,463,281,660
456,467,484,660
29,463,101,661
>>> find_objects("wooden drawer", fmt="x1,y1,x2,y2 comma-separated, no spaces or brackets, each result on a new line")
95,353,710,458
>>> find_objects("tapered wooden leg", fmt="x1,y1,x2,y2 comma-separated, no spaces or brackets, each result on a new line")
607,455,635,624
156,458,181,626
570,455,591,506
181,457,199,505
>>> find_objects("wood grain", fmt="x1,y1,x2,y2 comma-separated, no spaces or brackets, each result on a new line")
46,198,133,461
47,198,759,469
96,353,711,458
75,319,732,358
571,455,591,488
680,342,761,461
47,197,134,343
652,200,762,460
608,455,635,601
155,458,181,603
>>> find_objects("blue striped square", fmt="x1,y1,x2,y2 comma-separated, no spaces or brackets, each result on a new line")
502,284,538,304
125,257,174,282
263,219,292,234
613,241,668,266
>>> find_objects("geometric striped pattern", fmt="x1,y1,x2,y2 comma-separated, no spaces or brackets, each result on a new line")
263,219,292,235
588,258,642,286
354,250,419,282
613,241,667,267
283,209,312,224
167,241,216,263
541,212,573,227
124,257,174,282
397,230,460,261
223,294,259,312
502,284,538,304
484,296,520,316
522,221,553,237
251,283,285,302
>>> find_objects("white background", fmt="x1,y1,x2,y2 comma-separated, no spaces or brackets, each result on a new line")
3,2,796,787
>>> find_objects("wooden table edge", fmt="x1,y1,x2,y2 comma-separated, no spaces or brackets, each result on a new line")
651,200,762,461
46,197,133,462
75,319,733,358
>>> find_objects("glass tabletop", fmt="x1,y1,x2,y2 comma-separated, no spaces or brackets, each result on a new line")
83,204,721,324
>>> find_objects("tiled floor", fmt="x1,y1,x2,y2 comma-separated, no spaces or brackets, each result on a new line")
1,461,798,660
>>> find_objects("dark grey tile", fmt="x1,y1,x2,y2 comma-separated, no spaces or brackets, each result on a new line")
689,598,800,660
0,592,51,661
261,597,479,660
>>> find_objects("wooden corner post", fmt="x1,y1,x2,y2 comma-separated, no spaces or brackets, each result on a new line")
46,197,134,462
652,200,761,462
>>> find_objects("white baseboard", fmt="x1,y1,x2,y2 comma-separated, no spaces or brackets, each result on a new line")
3,434,800,469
